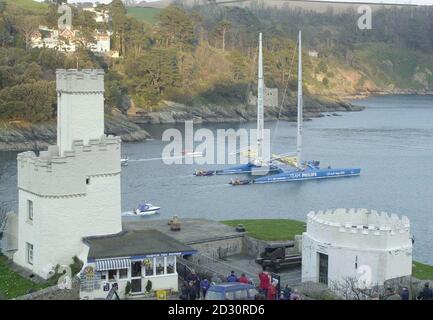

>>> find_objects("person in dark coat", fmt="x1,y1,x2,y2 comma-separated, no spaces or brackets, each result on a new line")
179,281,189,300
227,271,238,282
187,270,200,299
200,278,210,298
400,287,409,300
283,285,292,300
188,281,197,300
417,282,433,300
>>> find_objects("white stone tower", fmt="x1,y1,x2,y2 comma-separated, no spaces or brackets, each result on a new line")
13,69,122,279
302,208,412,291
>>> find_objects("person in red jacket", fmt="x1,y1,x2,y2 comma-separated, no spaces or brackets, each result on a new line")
267,282,277,300
258,271,270,295
238,273,249,284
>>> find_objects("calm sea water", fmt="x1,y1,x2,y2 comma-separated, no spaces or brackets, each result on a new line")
1,95,432,264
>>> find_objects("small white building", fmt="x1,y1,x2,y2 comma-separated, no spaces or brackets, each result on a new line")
79,230,196,299
248,87,278,108
308,50,319,58
302,208,412,290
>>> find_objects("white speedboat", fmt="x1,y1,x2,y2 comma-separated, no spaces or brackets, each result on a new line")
181,150,203,158
122,203,161,217
121,157,128,166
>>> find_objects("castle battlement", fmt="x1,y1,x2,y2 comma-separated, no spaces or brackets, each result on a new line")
305,208,412,249
17,135,121,197
302,208,413,289
56,69,105,93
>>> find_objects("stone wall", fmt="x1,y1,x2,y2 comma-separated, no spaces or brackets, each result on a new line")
189,236,243,261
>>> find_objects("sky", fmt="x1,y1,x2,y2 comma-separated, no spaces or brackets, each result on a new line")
33,0,433,6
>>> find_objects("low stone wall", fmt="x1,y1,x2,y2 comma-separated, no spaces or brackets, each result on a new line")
189,236,243,261
15,278,80,300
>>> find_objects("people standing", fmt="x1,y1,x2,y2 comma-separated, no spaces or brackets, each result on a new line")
227,271,238,282
258,271,270,295
267,282,277,300
283,285,292,300
188,281,197,300
200,278,210,299
417,282,433,300
290,288,301,300
385,287,402,300
400,287,409,300
187,270,200,299
238,273,249,284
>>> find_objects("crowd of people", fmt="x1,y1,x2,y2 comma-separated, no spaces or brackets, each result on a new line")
179,269,302,300
384,282,433,300
179,269,433,300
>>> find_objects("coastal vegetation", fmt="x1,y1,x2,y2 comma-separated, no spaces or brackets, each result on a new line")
0,0,432,147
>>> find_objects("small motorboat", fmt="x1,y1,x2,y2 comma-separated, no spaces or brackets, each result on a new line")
229,178,252,186
194,169,215,176
122,203,161,217
181,150,203,158
121,156,128,166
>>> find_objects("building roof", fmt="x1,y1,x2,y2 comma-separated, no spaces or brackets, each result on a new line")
84,229,197,260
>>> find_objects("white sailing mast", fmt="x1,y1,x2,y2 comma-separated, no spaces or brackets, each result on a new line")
256,32,264,165
296,31,303,168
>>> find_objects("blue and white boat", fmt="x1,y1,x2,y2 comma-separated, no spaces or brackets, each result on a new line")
122,202,161,217
216,33,278,176
250,31,360,184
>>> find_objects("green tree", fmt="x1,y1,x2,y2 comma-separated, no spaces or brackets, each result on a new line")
156,6,195,50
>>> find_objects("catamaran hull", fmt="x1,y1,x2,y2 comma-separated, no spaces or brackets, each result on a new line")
253,168,361,184
216,163,280,175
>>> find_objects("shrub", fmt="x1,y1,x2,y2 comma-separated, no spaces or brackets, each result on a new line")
146,280,152,292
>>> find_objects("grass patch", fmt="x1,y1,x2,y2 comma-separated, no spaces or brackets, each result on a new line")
5,0,48,14
221,219,306,241
0,255,49,299
412,261,433,281
127,7,163,23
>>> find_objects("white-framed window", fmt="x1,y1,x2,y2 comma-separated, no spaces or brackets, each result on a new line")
166,256,176,274
27,200,33,221
108,269,117,281
143,258,153,277
155,257,164,275
26,243,34,265
119,268,128,279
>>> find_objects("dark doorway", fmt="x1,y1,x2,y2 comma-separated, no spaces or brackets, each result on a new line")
318,253,328,285
131,279,142,294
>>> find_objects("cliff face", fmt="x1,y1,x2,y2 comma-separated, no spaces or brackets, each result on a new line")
0,115,150,152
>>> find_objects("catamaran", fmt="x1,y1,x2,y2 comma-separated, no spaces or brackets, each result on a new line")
215,33,280,176
250,31,361,184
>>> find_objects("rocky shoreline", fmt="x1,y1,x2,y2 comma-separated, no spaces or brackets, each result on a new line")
129,96,364,125
0,114,150,152
0,97,365,152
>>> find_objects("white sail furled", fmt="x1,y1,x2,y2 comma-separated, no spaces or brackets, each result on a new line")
296,30,303,168
256,32,264,165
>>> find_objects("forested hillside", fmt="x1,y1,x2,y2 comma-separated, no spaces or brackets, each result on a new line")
0,0,432,128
